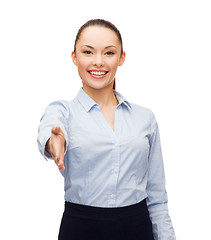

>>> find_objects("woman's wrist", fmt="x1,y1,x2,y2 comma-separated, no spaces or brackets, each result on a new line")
45,138,51,154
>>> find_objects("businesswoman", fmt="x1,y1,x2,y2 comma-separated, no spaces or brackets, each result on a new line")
37,19,176,240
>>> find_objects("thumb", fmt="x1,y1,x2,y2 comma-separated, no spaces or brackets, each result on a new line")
51,126,63,135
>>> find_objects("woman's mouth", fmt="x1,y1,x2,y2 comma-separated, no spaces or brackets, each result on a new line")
88,70,109,79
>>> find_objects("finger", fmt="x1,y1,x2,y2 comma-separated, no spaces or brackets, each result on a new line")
56,154,65,171
58,163,65,171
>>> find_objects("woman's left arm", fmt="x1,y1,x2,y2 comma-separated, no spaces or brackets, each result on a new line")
146,110,176,240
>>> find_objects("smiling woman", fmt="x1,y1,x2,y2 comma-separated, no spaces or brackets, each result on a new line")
37,19,176,240
71,23,125,94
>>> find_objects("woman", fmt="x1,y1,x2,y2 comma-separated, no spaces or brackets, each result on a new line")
37,19,176,240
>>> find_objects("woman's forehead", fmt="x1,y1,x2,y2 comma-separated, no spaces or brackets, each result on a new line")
77,26,119,47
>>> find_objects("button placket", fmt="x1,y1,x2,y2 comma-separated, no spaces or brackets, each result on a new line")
106,106,122,207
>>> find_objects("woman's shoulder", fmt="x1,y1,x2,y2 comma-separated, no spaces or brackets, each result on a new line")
43,99,74,119
116,90,153,115
129,101,154,115
45,99,70,109
128,101,157,126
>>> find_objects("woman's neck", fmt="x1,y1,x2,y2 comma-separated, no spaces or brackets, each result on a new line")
82,83,119,109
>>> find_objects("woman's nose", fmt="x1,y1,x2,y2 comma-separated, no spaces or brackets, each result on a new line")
92,54,104,67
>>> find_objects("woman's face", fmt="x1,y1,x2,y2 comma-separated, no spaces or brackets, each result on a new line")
72,26,125,90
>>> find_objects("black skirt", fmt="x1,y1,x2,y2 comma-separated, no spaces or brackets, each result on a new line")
58,199,154,240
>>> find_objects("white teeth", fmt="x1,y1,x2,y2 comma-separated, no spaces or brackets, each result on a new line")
89,71,107,75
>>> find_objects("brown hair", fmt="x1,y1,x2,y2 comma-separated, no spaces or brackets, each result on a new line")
74,19,124,90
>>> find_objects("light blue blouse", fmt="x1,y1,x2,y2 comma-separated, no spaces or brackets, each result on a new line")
37,87,176,239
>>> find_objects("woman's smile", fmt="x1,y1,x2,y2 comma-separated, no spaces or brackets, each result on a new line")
88,69,109,79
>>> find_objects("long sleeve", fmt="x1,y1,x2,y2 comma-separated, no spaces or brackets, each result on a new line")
146,110,176,240
37,100,69,161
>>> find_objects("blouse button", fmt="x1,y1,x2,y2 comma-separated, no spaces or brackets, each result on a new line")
110,194,115,199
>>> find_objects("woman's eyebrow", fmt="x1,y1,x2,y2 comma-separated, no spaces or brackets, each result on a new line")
81,45,94,49
105,45,117,49
81,45,117,49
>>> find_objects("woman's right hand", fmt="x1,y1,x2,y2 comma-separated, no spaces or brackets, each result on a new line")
45,126,66,171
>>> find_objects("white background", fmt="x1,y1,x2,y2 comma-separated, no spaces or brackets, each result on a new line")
0,0,210,239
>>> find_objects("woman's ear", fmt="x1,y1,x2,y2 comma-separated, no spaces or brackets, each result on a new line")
71,51,78,66
118,51,126,66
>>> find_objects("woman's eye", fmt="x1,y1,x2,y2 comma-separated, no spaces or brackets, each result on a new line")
83,50,92,54
106,51,114,55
